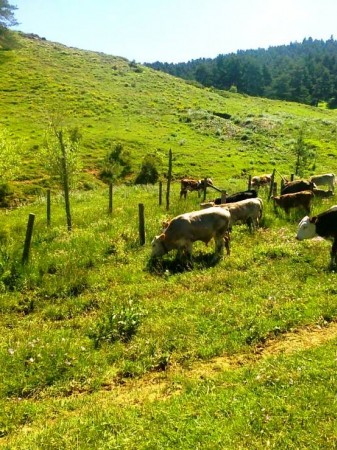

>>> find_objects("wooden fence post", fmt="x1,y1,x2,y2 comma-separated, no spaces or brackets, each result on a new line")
281,178,285,191
138,203,145,245
166,149,172,211
108,182,113,215
22,213,35,265
268,169,276,200
159,181,162,206
291,174,295,181
221,190,227,203
248,175,252,190
203,178,208,201
46,189,51,227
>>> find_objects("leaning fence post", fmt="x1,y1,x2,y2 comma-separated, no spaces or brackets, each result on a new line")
138,203,145,245
22,213,35,265
46,189,51,227
108,182,113,215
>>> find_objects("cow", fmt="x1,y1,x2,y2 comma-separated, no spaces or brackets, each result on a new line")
200,197,263,231
313,188,334,198
223,197,263,231
180,178,213,199
310,173,335,193
273,191,314,215
151,207,231,262
212,189,257,205
281,179,316,195
296,207,337,268
251,174,272,189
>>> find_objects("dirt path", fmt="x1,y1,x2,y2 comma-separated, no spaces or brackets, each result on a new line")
100,321,337,405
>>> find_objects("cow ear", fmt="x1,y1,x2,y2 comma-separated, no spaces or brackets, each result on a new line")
309,216,317,224
158,233,166,241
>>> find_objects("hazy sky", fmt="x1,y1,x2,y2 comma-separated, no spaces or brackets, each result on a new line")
12,0,337,63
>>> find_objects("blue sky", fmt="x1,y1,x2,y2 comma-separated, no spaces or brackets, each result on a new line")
11,0,337,63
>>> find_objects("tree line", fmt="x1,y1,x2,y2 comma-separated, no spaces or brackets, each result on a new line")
145,37,337,108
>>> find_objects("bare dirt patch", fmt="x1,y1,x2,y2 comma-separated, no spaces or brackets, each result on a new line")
99,321,337,406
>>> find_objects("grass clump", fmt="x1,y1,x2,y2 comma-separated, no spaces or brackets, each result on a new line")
88,301,143,348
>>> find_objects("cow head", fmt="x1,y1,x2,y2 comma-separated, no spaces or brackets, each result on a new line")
151,234,168,258
296,215,317,240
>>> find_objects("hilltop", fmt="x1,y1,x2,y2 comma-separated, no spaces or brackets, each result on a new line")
1,32,337,194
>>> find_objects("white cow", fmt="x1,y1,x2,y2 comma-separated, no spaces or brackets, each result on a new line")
151,207,231,262
223,197,263,231
200,198,263,231
310,173,335,193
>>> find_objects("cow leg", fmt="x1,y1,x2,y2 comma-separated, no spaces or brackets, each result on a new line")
330,238,337,269
213,235,225,262
180,189,187,199
224,232,230,256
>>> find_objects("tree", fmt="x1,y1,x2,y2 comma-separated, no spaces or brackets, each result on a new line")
293,127,316,177
42,117,82,231
99,142,131,184
0,0,18,29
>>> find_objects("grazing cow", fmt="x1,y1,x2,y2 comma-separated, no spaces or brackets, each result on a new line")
180,178,213,199
281,179,316,195
273,191,314,215
310,173,335,193
313,188,334,198
212,189,257,205
200,198,263,231
251,174,272,188
151,207,231,262
223,197,263,231
296,207,337,268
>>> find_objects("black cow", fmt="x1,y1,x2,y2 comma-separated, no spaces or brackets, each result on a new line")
296,207,337,268
281,179,316,195
213,189,257,205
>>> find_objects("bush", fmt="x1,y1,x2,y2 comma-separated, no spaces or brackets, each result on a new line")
0,182,12,203
135,154,159,184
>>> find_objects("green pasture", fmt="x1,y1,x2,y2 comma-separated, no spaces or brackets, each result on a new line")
1,31,337,449
1,183,337,448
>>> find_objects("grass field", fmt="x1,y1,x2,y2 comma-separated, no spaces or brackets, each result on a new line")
1,182,337,448
1,31,337,449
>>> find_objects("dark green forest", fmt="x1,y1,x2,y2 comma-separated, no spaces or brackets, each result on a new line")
145,37,337,108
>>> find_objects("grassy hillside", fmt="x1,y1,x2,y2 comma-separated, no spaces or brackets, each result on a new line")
1,31,337,194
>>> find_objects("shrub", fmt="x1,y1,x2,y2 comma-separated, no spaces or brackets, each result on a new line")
0,182,12,203
135,154,159,184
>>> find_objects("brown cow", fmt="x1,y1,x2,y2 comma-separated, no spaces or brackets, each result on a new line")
180,178,213,199
251,174,272,188
151,206,231,262
273,190,314,215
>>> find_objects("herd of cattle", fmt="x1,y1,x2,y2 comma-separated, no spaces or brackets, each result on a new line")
151,172,337,269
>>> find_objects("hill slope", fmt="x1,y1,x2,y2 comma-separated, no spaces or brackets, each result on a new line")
1,32,337,190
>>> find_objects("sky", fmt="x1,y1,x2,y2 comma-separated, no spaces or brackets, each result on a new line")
11,0,337,63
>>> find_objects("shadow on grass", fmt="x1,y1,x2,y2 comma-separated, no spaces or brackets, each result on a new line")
146,252,221,276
